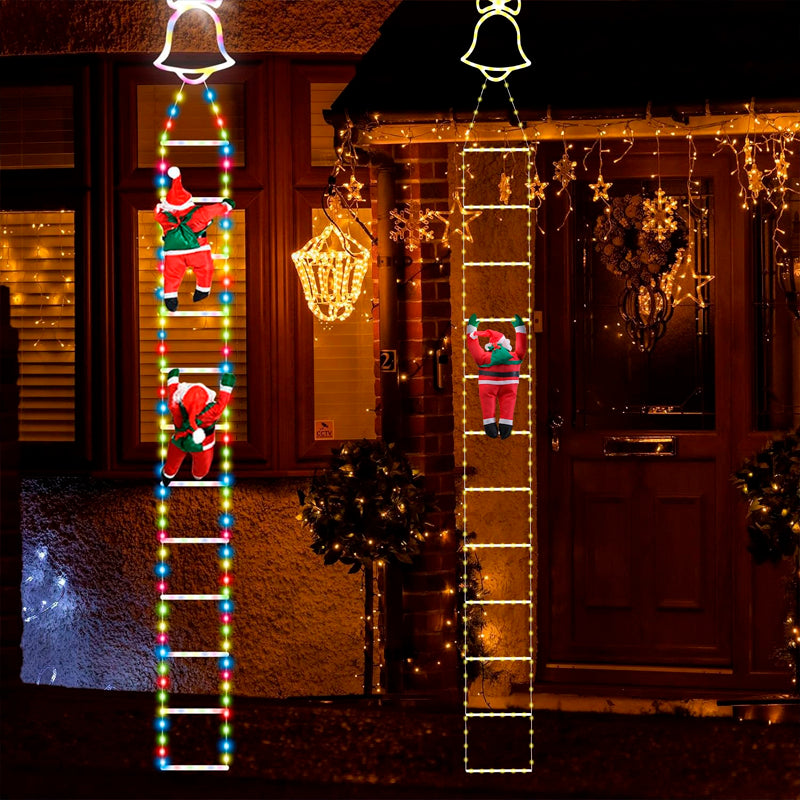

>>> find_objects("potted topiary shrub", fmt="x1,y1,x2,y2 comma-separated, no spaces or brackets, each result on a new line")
298,438,434,695
732,427,800,707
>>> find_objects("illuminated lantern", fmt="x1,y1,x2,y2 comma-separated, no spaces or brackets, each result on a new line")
291,224,371,323
153,0,236,86
461,0,531,83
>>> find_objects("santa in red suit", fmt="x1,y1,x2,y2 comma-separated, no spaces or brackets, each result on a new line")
154,166,234,312
161,368,236,484
466,314,527,439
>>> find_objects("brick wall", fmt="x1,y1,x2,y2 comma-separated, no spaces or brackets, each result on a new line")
391,143,460,698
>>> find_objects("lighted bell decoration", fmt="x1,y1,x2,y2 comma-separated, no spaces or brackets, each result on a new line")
461,0,531,83
619,279,674,353
153,0,236,85
778,211,800,319
291,224,371,323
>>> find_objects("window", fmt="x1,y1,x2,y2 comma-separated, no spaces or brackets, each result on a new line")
309,83,348,167
0,87,74,169
0,210,75,441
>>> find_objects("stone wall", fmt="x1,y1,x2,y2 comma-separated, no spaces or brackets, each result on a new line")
21,477,364,696
0,0,401,56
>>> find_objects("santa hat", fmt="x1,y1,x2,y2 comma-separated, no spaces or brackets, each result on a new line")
173,382,217,445
477,329,511,352
162,166,195,212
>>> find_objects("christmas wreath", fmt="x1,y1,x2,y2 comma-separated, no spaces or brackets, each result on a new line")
594,194,689,285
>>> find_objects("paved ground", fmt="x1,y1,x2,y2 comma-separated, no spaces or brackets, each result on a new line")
1,685,798,800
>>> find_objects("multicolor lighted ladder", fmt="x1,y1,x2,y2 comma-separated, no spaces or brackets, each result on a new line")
460,85,534,774
154,83,235,772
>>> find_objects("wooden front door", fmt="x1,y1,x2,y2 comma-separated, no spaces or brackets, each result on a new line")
536,140,793,693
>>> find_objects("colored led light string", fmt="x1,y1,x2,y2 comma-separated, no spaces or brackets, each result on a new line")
154,82,235,770
461,78,534,773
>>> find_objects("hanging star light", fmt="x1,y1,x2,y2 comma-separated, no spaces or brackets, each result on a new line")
642,188,679,243
153,0,236,85
291,224,371,322
663,251,715,308
747,165,765,199
431,209,452,250
498,172,513,204
451,191,483,244
526,173,548,206
552,152,576,193
344,176,364,203
590,174,613,203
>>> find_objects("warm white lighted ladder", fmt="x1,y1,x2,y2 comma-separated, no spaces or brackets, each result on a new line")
154,83,235,772
460,122,534,772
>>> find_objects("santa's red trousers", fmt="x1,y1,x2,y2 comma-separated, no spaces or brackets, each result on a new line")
163,440,214,480
163,250,214,299
477,381,520,425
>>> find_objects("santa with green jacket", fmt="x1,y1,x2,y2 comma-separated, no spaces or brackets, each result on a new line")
161,368,236,484
154,166,234,312
466,313,527,439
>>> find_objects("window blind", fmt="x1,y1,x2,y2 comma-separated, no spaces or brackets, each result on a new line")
0,87,74,170
138,209,247,444
310,83,347,167
0,210,76,441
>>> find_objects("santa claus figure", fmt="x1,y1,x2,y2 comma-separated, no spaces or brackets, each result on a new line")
154,166,234,312
466,313,527,439
161,367,236,484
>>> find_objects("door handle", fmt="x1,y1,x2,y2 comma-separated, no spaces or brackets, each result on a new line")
548,415,564,452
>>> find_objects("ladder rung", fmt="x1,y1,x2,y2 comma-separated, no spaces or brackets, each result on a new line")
465,430,530,435
211,253,229,260
160,367,223,374
163,139,227,147
464,204,529,210
464,599,532,605
193,196,226,203
161,537,228,544
465,543,530,549
163,765,230,771
464,487,532,493
165,707,226,715
167,480,224,487
168,651,229,658
160,593,226,601
464,261,530,266
466,712,531,718
167,310,225,317
464,147,531,153
466,768,533,774
465,656,532,662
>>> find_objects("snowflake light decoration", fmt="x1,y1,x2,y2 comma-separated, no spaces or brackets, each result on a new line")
590,174,613,203
498,172,513,204
389,202,436,251
747,165,765,199
552,152,576,193
642,188,679,243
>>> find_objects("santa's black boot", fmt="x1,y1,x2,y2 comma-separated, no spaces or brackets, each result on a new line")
483,422,499,438
160,469,173,487
499,423,513,439
164,297,178,312
193,289,210,303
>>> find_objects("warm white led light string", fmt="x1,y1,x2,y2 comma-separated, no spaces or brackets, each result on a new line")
154,82,235,772
461,77,534,774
